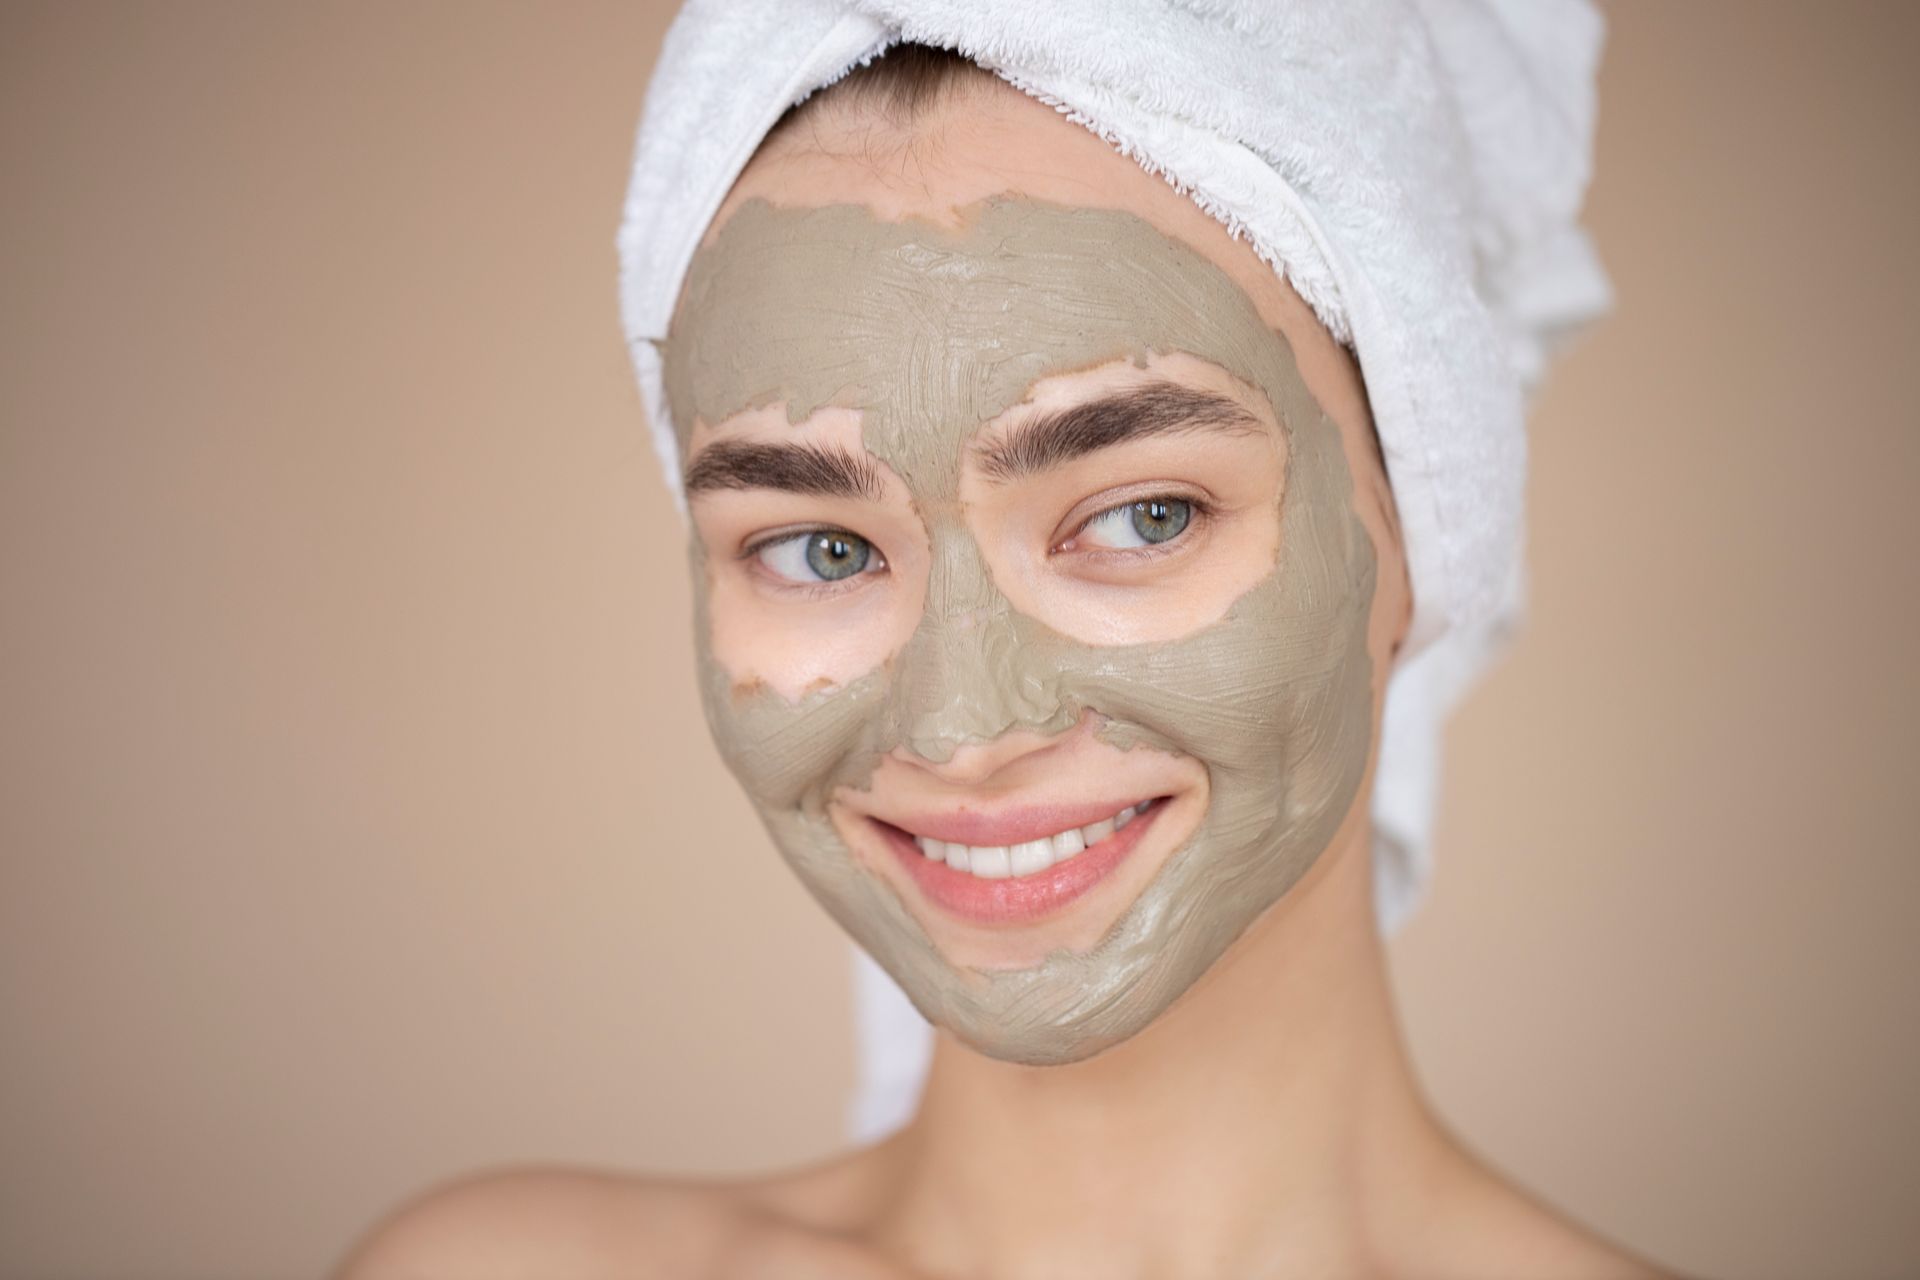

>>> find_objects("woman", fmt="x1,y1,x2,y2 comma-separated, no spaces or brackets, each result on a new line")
342,5,1671,1276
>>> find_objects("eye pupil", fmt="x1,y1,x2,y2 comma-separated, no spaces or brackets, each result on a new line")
805,531,870,580
1130,497,1191,544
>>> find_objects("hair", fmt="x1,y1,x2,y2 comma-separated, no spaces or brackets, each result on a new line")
762,41,990,150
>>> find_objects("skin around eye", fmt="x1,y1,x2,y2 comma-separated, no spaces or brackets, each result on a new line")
960,377,1284,646
751,528,887,586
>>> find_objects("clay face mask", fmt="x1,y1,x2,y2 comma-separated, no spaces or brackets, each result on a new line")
662,196,1377,1066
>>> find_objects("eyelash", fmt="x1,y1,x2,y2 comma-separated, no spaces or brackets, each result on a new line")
739,527,888,598
1056,491,1214,560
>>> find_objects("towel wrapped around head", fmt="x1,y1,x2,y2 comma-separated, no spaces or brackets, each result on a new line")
616,0,1611,1141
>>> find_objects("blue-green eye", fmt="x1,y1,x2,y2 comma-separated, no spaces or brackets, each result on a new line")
755,529,882,583
1079,497,1193,550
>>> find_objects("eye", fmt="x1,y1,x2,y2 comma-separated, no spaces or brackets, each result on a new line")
752,529,885,584
1075,497,1194,550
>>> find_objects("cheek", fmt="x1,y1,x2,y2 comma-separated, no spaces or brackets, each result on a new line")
689,551,899,814
696,538,929,703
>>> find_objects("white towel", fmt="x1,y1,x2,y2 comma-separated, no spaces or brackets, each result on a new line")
616,0,1612,1144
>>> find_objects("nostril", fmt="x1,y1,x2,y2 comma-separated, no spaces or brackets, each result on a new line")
894,717,1085,786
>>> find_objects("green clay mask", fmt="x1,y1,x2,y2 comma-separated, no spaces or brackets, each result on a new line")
662,197,1376,1066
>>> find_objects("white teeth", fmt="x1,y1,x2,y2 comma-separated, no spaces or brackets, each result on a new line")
970,845,1013,879
1009,839,1053,877
909,800,1153,881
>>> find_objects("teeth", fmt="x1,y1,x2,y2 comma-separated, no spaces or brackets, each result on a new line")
911,800,1152,881
1009,839,1053,876
970,846,1013,879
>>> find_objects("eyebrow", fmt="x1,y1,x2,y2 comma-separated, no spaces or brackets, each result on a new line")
682,439,884,502
972,380,1268,483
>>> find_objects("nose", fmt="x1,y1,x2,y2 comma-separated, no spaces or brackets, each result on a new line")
884,520,1073,766
893,717,1083,787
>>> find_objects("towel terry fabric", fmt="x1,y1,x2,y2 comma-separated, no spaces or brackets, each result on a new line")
616,0,1612,1143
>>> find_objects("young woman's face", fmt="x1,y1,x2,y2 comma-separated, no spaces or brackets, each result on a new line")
662,81,1410,1066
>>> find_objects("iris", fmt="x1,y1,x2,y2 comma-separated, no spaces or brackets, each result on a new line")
1130,498,1190,544
805,531,871,580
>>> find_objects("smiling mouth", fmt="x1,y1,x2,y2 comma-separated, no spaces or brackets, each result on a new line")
867,796,1173,926
905,799,1150,878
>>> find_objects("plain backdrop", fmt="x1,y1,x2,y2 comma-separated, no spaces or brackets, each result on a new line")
3,3,1916,1278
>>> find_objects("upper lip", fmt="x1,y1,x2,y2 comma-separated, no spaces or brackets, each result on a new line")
865,796,1156,848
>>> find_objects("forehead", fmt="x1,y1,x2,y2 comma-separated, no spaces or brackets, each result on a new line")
663,197,1322,508
659,78,1360,498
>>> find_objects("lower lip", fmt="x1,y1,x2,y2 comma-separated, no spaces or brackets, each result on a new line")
877,798,1167,926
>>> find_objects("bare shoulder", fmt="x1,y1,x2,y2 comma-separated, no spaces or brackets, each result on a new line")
331,1154,914,1280
1411,1151,1686,1280
330,1164,735,1279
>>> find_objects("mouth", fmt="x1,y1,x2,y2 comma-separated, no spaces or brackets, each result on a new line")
867,796,1173,926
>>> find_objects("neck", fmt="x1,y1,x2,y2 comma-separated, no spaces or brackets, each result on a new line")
867,820,1457,1279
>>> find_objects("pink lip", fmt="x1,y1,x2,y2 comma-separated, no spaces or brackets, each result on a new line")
875,797,1167,926
879,797,1154,848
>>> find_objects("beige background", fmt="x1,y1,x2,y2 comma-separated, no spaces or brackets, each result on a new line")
2,3,1914,1277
